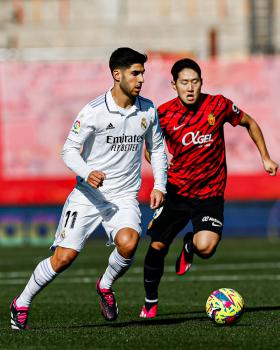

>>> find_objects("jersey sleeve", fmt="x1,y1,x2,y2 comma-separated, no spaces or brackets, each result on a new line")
61,139,92,180
67,104,95,144
62,103,95,180
223,96,244,127
145,106,168,193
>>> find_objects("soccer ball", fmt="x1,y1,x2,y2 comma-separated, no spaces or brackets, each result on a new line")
206,288,244,325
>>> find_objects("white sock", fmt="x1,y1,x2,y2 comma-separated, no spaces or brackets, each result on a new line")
100,248,134,289
16,257,58,307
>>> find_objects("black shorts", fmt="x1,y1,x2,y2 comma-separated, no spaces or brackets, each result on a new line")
147,190,224,245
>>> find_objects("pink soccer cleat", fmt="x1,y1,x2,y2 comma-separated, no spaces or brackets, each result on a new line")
10,297,30,330
139,304,158,319
175,232,194,275
96,277,118,321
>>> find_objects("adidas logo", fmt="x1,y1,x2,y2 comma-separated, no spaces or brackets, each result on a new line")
106,123,115,130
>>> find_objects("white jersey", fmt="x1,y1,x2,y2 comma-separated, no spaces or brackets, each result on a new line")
62,89,167,205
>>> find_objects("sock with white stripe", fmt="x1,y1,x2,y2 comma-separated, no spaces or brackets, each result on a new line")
16,257,58,307
100,248,134,290
144,297,159,311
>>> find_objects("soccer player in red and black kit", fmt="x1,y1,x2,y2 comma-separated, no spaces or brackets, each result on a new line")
139,58,278,318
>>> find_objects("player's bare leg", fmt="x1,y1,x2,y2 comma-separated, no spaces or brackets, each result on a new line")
96,228,139,321
193,230,220,258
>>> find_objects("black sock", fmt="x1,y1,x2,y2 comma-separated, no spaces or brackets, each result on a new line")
143,245,168,304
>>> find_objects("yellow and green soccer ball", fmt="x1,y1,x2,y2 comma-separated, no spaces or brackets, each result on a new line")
206,288,244,325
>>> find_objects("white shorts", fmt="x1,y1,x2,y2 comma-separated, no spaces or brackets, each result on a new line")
51,190,142,252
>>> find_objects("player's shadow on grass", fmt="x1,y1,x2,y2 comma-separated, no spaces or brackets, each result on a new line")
34,306,280,331
63,314,209,330
159,310,204,317
79,305,280,329
106,314,209,328
34,314,208,331
159,305,280,317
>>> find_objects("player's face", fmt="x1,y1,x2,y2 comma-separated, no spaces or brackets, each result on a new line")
118,63,145,98
172,68,202,105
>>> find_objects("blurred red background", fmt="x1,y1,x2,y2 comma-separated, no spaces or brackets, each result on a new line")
0,56,279,205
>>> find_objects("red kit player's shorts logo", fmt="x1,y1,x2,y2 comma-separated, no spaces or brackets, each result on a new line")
208,113,216,126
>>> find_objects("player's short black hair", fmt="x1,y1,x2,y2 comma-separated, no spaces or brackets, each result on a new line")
109,47,147,72
171,58,202,81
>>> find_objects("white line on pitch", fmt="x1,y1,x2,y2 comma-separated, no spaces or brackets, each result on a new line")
133,262,280,273
0,261,280,279
0,274,280,285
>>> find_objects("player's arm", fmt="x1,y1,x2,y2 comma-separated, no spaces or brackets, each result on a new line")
62,139,106,188
145,147,174,169
145,109,168,208
144,148,166,209
62,105,106,188
239,113,278,176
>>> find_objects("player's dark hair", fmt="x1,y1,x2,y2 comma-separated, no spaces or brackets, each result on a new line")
109,47,147,72
171,58,202,81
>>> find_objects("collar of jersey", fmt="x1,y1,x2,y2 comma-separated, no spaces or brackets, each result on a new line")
106,89,140,115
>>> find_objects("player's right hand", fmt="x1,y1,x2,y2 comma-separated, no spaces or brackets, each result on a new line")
263,158,278,176
87,170,106,188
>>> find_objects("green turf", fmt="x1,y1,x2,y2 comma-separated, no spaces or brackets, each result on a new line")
0,237,280,349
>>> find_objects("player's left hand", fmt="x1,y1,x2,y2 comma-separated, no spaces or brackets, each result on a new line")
150,189,165,209
263,158,279,176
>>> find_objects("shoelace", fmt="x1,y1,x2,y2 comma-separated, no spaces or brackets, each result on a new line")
16,309,28,326
102,291,115,307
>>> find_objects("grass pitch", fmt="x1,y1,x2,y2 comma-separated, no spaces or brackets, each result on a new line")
0,237,280,349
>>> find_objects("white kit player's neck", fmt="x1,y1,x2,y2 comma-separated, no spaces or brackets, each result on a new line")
116,105,134,116
107,89,139,116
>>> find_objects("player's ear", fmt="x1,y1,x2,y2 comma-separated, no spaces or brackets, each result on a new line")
171,80,177,91
112,68,121,82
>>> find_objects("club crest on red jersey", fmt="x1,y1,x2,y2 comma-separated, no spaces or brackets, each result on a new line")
208,113,216,126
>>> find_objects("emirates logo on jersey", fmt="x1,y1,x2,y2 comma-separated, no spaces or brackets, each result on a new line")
208,113,215,125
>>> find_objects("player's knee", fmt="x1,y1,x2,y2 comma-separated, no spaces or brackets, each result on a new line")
115,229,139,258
195,241,217,259
146,242,169,267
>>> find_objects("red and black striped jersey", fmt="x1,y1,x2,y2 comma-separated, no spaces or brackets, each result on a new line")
158,93,244,199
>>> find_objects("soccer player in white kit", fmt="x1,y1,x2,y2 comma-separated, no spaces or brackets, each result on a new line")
10,47,168,329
